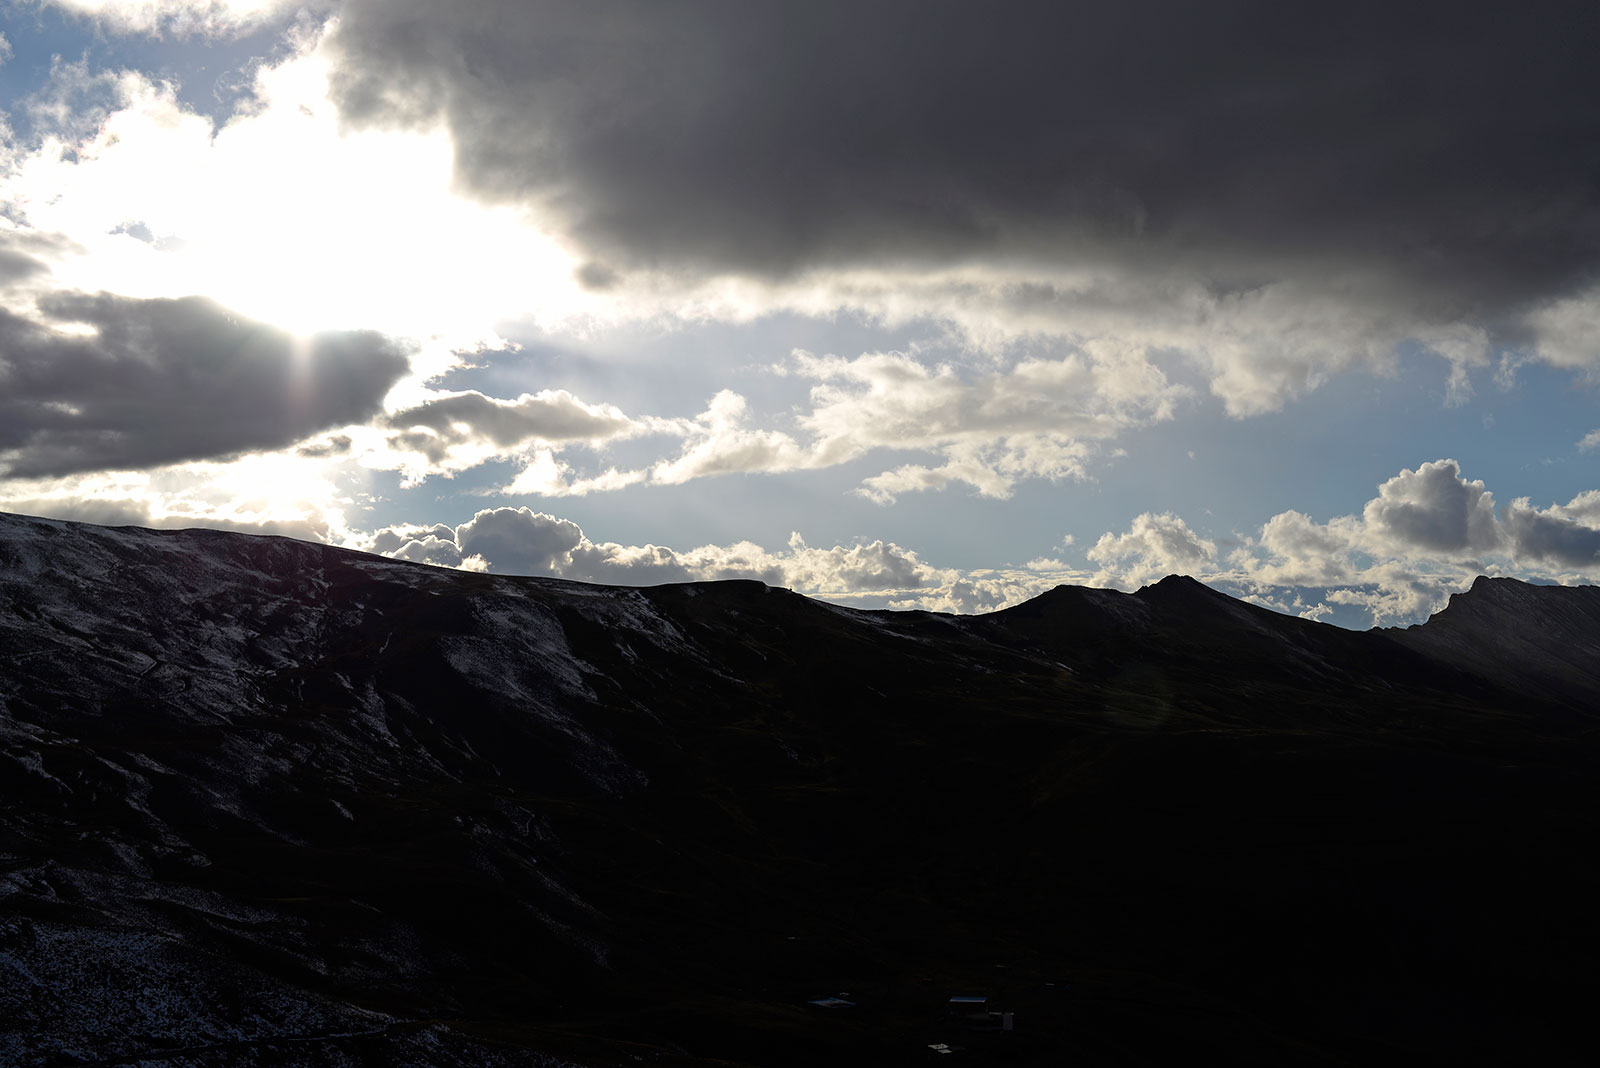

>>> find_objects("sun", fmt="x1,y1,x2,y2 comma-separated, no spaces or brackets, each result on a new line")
5,26,590,350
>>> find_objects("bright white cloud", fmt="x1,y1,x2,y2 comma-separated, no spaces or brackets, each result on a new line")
803,341,1185,499
649,390,818,486
1550,489,1600,525
639,342,1187,502
1087,512,1218,589
0,448,367,546
1525,287,1600,371
1,26,589,351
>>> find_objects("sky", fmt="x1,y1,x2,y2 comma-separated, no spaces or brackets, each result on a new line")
1,0,1598,627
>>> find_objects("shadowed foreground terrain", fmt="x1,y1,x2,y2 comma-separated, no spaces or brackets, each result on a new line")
2,511,1598,1066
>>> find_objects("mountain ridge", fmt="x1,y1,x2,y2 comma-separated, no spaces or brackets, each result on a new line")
2,510,1598,1066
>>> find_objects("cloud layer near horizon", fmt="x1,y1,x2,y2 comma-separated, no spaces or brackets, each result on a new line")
358,460,1600,625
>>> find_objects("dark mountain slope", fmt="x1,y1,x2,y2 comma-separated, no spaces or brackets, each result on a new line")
2,512,1598,1067
1388,575,1600,706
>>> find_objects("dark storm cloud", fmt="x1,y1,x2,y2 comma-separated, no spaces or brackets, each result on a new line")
0,292,410,477
328,1,1600,316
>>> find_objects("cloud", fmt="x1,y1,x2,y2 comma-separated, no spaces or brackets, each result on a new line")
368,507,972,602
0,450,368,545
1551,490,1600,526
0,36,589,349
1258,510,1356,566
1085,459,1600,624
804,342,1185,494
319,339,1185,503
1502,498,1600,568
1525,288,1600,370
642,343,1186,501
456,508,586,576
177,336,1185,505
648,390,817,486
309,1,1600,423
780,533,932,592
1361,459,1502,555
0,247,49,286
0,292,410,477
1578,430,1600,453
1087,512,1218,588
6,0,1596,512
381,388,657,477
326,2,1600,321
1,493,336,542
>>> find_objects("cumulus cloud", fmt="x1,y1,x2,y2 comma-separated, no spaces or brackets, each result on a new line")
1087,513,1218,589
0,292,409,477
1088,460,1600,624
1361,459,1502,556
366,506,1015,605
456,508,585,577
1552,490,1600,526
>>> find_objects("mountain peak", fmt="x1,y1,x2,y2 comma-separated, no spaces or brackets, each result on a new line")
1133,573,1240,609
1431,575,1581,621
1141,573,1212,594
1392,575,1600,700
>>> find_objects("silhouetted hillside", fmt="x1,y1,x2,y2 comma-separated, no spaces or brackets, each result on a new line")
2,512,1597,1066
